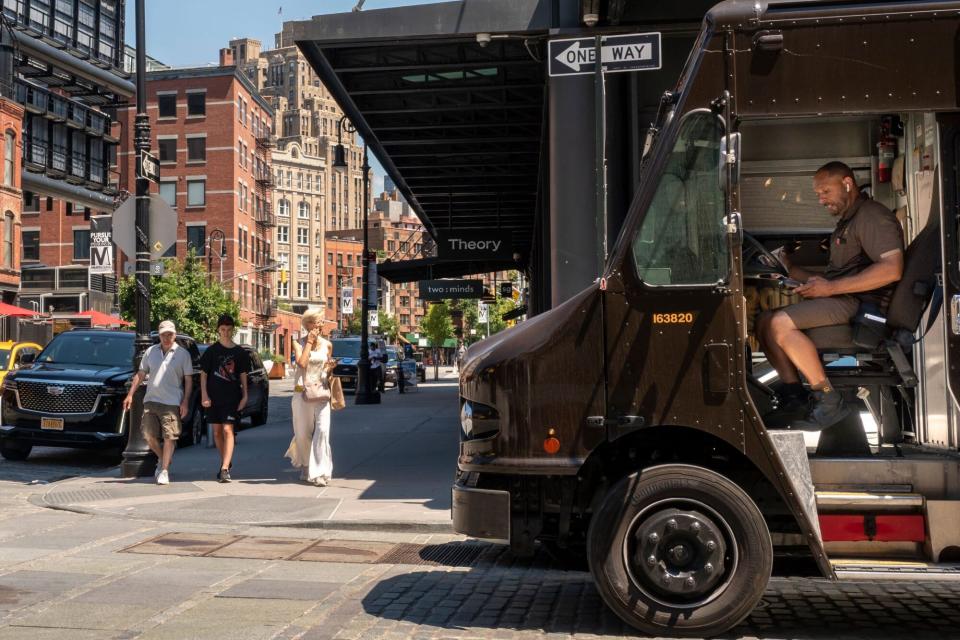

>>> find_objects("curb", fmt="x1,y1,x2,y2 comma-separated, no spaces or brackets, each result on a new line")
31,495,454,534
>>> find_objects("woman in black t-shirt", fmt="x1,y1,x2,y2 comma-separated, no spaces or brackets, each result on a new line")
199,314,250,482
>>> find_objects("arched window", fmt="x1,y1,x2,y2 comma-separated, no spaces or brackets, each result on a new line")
278,199,290,216
4,211,13,267
4,131,14,188
298,201,309,219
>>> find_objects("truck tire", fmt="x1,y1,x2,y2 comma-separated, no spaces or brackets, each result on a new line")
0,441,32,461
587,464,772,638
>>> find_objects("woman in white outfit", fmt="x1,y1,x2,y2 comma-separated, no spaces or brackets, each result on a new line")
286,310,336,486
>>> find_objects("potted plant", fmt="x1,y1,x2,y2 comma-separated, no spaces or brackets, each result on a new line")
270,353,287,380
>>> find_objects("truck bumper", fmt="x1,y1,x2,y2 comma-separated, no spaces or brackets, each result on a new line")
452,484,510,540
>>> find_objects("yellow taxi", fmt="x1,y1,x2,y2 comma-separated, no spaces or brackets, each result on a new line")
0,341,42,385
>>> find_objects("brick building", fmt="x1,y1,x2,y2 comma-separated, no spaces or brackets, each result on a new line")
0,98,23,304
115,63,277,348
321,234,362,332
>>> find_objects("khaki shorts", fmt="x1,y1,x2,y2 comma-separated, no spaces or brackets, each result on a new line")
142,402,182,440
780,295,860,330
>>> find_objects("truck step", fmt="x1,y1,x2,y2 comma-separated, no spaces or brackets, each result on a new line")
832,559,960,581
815,491,923,511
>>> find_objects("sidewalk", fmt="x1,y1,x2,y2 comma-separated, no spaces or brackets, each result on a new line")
33,366,464,533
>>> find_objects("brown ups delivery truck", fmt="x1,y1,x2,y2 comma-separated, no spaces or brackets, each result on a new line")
454,0,960,636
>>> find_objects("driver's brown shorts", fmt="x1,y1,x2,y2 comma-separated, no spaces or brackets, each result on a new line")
779,295,859,330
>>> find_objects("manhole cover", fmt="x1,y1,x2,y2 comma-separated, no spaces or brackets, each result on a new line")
123,532,242,556
208,537,316,561
379,542,488,567
295,540,396,563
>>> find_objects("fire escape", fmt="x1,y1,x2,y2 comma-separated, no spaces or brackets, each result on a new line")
254,133,278,319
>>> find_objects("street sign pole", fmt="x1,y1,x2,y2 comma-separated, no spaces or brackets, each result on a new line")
355,145,379,405
121,0,154,478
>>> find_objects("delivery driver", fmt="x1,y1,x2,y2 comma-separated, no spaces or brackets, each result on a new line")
756,162,903,429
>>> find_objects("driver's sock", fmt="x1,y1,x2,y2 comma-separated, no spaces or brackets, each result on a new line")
780,382,806,399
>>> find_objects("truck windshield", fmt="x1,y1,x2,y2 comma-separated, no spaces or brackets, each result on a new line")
631,110,728,286
332,340,361,359
38,334,135,368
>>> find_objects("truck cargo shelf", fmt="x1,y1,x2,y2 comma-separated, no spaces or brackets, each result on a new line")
815,491,923,511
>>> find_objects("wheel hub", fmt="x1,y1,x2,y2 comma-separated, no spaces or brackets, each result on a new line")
631,507,727,600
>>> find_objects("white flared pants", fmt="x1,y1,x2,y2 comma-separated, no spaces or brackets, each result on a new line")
287,393,332,482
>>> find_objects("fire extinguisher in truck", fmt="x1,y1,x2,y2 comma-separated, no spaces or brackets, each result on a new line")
877,116,897,183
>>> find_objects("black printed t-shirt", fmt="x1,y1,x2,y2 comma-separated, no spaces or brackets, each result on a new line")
199,343,251,405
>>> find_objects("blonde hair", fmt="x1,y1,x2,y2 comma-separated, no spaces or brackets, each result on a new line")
301,309,324,330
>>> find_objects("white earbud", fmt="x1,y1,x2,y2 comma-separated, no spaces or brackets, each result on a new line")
845,183,850,193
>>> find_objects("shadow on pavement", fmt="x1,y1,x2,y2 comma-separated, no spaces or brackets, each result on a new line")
361,568,960,639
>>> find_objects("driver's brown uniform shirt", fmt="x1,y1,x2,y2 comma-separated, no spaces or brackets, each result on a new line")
783,195,903,330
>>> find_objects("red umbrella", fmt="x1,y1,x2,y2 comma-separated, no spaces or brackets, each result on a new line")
77,309,132,327
0,302,44,317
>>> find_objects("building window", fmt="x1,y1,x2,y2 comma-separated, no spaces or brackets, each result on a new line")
297,227,308,245
278,199,289,216
297,254,308,272
278,280,288,297
327,252,333,265
187,137,206,162
2,212,11,267
314,232,321,247
159,181,176,207
3,130,13,187
298,201,308,219
23,195,39,213
158,138,176,163
277,225,288,243
187,179,205,206
296,173,303,189
73,229,90,260
187,92,205,116
187,225,206,256
297,281,308,298
158,94,177,118
21,229,39,261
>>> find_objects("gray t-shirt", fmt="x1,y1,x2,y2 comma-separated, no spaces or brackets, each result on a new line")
139,343,193,406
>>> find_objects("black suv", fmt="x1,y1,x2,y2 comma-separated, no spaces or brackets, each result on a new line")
0,329,205,460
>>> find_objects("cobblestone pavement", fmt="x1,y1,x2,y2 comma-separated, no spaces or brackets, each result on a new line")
0,495,959,640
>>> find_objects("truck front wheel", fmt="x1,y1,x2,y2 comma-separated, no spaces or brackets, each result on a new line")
587,464,772,638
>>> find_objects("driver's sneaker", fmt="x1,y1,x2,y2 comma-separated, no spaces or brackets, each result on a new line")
763,389,810,427
156,470,169,485
793,387,850,430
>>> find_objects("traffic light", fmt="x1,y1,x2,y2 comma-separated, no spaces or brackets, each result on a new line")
279,269,288,284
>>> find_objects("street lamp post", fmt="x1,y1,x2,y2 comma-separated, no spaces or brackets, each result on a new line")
120,0,153,478
206,228,226,284
333,116,378,404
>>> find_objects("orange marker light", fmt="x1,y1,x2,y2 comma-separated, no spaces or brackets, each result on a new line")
543,429,560,454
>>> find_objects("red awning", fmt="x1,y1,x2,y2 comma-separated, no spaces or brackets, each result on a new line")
0,302,44,317
77,310,132,326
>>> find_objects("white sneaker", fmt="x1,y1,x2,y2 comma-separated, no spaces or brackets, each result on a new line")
156,470,169,485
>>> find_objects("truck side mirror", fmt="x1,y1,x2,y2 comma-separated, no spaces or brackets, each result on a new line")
719,132,741,192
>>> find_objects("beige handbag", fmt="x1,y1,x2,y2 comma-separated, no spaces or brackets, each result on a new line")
330,376,346,411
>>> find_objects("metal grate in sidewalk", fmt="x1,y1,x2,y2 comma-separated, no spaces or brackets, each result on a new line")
378,542,488,567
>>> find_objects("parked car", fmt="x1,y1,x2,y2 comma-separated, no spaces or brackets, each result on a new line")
0,341,42,386
383,347,400,387
236,345,269,427
331,336,361,391
0,329,205,461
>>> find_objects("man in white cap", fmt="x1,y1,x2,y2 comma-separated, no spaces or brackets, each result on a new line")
122,320,194,485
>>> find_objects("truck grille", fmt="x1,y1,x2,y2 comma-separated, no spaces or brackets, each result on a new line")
333,365,356,376
17,381,101,414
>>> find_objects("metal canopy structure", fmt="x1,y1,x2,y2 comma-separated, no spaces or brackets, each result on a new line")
287,0,554,273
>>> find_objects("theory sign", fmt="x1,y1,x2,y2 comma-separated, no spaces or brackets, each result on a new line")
437,230,512,261
548,33,661,77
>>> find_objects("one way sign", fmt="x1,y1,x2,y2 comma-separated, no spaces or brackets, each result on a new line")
548,33,661,77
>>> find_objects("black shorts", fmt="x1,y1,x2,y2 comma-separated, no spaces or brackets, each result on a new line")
205,403,240,426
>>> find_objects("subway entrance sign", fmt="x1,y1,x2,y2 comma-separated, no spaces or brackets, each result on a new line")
419,279,485,301
548,33,661,77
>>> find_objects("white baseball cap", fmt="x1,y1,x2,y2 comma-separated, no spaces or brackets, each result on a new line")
158,320,176,335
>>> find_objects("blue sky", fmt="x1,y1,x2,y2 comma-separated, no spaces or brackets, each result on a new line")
125,1,441,191
125,1,438,68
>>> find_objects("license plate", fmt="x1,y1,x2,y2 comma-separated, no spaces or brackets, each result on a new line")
41,417,64,431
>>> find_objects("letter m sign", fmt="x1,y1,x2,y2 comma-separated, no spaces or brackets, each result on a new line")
89,243,113,275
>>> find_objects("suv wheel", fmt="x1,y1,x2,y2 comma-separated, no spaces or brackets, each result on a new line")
0,441,32,461
250,398,268,427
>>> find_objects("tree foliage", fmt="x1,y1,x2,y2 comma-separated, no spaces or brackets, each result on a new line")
344,309,399,343
420,301,453,347
118,255,240,343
